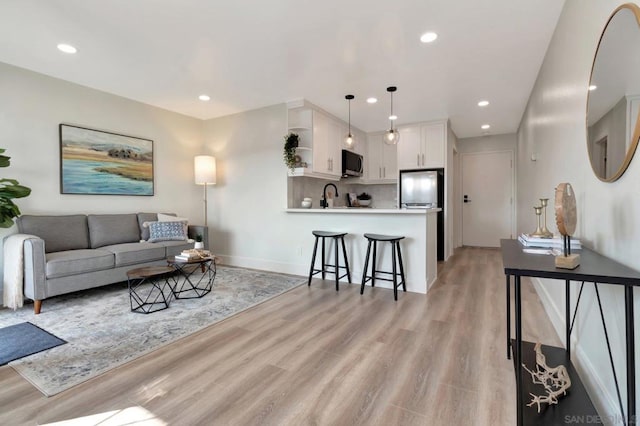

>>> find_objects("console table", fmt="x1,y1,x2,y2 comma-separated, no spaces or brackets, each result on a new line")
501,239,638,426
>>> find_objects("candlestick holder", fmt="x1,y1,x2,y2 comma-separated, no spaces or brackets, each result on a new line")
539,198,554,238
531,205,545,237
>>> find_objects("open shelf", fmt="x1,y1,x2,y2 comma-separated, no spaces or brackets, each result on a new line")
511,340,601,426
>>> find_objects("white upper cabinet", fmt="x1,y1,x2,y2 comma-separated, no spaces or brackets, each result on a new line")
367,133,397,183
397,125,422,169
287,101,352,181
397,120,446,170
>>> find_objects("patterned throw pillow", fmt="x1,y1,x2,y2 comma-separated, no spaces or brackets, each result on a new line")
148,221,188,242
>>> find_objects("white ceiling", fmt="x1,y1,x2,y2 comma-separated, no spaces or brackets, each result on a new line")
0,0,565,138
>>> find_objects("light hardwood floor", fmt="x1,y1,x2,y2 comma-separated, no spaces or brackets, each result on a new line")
0,247,561,425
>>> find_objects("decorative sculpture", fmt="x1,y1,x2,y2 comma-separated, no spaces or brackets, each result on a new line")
554,183,580,269
523,342,572,413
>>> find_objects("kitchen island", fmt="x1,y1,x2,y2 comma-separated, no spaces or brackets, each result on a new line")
285,207,440,294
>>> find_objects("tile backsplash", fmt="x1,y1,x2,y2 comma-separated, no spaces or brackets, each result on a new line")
288,177,397,209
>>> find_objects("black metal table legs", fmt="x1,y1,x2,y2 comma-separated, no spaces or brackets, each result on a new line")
515,275,523,426
625,285,636,426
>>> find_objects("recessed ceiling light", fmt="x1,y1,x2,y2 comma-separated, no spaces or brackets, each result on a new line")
366,97,377,104
478,100,489,107
588,85,597,91
420,32,438,43
57,43,77,54
389,115,398,121
198,95,210,101
481,124,491,130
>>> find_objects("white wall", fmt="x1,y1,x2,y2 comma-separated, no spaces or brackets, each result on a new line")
517,0,640,420
0,62,205,296
203,104,294,271
457,133,517,154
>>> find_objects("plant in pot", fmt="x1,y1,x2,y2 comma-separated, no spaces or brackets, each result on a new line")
283,132,299,171
0,148,31,228
194,234,204,249
357,192,372,207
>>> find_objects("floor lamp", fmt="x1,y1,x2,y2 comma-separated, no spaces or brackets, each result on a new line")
194,155,216,226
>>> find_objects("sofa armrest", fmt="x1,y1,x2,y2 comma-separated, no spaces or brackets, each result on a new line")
188,225,209,250
22,237,47,301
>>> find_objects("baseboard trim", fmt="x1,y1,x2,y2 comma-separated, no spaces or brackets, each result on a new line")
531,277,619,424
217,254,427,294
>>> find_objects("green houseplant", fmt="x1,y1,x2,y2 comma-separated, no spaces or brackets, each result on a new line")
283,132,299,170
0,149,31,228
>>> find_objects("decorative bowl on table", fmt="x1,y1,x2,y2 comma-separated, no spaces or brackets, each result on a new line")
301,198,312,208
358,199,371,207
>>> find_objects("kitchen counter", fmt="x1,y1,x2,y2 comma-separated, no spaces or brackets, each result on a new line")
286,207,441,214
283,206,439,294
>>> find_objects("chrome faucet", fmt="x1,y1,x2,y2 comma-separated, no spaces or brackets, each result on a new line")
321,183,339,209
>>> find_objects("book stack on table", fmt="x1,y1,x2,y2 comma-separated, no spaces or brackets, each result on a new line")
518,234,581,250
174,249,211,261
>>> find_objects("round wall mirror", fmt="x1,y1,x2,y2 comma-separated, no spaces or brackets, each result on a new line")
587,4,640,182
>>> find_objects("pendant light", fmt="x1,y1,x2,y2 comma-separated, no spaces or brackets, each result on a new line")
384,86,400,145
344,94,356,149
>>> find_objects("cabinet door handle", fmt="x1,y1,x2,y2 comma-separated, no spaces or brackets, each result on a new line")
417,154,420,166
379,167,381,178
422,153,425,166
383,167,386,178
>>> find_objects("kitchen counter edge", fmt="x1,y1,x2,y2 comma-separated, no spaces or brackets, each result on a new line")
285,208,441,214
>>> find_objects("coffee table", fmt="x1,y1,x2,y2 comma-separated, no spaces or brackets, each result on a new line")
167,255,217,299
126,265,175,314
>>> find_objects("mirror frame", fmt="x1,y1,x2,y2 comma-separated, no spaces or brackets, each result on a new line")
587,3,640,182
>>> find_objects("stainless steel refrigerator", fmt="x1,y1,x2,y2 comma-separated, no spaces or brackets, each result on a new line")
399,168,444,260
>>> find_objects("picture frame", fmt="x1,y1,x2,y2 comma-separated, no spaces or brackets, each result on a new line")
59,124,154,196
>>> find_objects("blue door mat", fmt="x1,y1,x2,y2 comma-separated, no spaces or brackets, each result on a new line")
0,322,66,366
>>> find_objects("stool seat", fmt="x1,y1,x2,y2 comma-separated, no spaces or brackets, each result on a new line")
364,233,405,242
313,230,348,238
308,230,352,291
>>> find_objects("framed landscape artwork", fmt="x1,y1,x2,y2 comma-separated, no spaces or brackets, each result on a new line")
59,124,154,196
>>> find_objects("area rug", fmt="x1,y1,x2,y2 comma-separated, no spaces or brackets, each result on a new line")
0,266,304,396
0,322,66,365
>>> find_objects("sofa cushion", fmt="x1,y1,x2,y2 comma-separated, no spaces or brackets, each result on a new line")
148,221,188,242
159,240,195,257
17,215,90,253
101,242,166,267
46,249,114,279
137,213,158,241
88,214,140,248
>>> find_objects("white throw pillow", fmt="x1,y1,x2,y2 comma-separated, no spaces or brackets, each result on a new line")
158,213,189,223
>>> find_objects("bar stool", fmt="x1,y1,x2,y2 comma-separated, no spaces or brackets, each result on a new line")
307,231,352,291
360,233,406,300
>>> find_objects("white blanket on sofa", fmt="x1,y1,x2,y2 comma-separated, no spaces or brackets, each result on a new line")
3,234,33,310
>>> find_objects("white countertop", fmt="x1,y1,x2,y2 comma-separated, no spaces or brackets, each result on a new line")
286,207,441,214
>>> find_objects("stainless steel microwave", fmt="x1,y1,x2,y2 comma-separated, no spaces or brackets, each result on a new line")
341,149,363,177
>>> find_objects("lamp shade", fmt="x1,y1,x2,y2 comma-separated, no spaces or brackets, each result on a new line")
194,155,216,185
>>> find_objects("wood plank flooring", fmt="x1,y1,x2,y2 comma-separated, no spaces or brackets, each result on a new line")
0,247,561,425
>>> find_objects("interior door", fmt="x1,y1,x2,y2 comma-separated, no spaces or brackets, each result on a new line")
462,151,513,247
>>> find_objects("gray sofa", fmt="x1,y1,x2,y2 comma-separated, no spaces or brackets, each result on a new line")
15,213,208,314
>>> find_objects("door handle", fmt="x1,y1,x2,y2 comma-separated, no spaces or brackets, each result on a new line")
464,195,471,203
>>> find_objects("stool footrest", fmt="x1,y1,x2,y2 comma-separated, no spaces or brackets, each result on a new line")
310,268,350,281
363,275,405,287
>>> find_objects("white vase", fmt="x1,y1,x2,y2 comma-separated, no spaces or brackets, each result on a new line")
194,241,204,249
